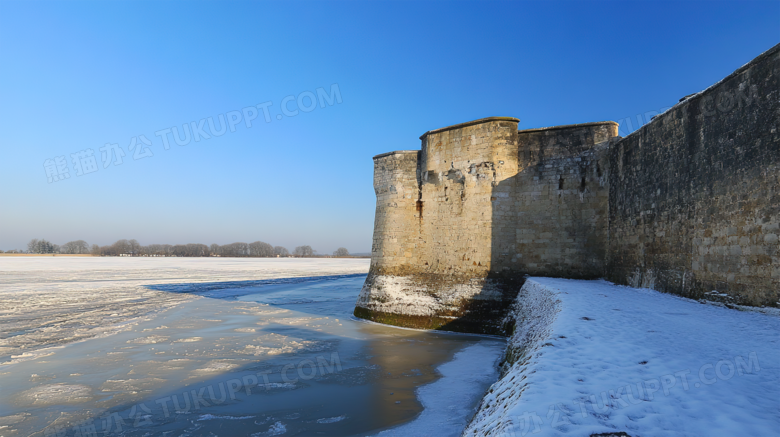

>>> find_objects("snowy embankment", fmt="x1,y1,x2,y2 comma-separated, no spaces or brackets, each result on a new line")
464,278,780,437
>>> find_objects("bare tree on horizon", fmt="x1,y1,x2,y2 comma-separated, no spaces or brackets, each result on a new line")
293,245,314,257
27,239,57,254
61,240,89,254
249,241,274,257
22,237,325,259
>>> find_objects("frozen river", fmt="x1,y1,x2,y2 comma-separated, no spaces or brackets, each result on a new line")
0,258,505,436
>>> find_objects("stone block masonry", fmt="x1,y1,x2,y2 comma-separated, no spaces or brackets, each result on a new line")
355,118,525,334
508,122,617,279
355,118,619,334
607,43,780,307
355,42,780,333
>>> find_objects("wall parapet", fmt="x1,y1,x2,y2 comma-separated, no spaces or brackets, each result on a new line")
517,120,617,134
419,116,520,140
372,150,420,160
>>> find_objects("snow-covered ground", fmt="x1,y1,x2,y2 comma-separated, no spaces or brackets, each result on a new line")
465,278,780,437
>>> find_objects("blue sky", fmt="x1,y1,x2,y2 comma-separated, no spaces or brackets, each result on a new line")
0,1,777,253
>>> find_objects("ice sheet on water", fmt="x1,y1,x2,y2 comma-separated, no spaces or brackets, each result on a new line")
18,384,92,406
250,420,287,436
173,336,202,342
100,378,166,392
260,382,297,390
0,258,369,367
0,258,506,436
127,335,169,344
239,338,332,356
194,361,240,373
197,414,256,421
0,413,30,426
316,415,347,423
2,346,63,365
146,273,367,297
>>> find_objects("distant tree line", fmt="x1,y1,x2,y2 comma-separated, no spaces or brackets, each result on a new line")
14,238,344,258
23,238,91,254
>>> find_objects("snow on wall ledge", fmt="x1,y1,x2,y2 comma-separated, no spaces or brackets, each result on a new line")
464,278,779,437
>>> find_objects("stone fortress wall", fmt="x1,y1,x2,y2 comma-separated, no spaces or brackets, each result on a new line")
510,122,616,279
606,44,779,307
355,43,779,333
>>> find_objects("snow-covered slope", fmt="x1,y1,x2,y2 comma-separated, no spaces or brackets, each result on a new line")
464,278,779,437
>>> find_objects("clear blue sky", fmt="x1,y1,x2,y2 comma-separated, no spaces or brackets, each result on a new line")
1,1,777,253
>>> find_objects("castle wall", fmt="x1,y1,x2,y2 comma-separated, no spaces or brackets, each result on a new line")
607,43,780,306
355,118,523,334
498,123,617,278
517,122,617,169
368,151,421,271
357,44,779,335
418,117,520,276
355,118,621,333
508,143,611,278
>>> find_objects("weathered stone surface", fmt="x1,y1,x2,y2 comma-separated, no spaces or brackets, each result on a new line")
355,118,619,333
606,43,780,307
510,124,616,278
355,43,780,333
